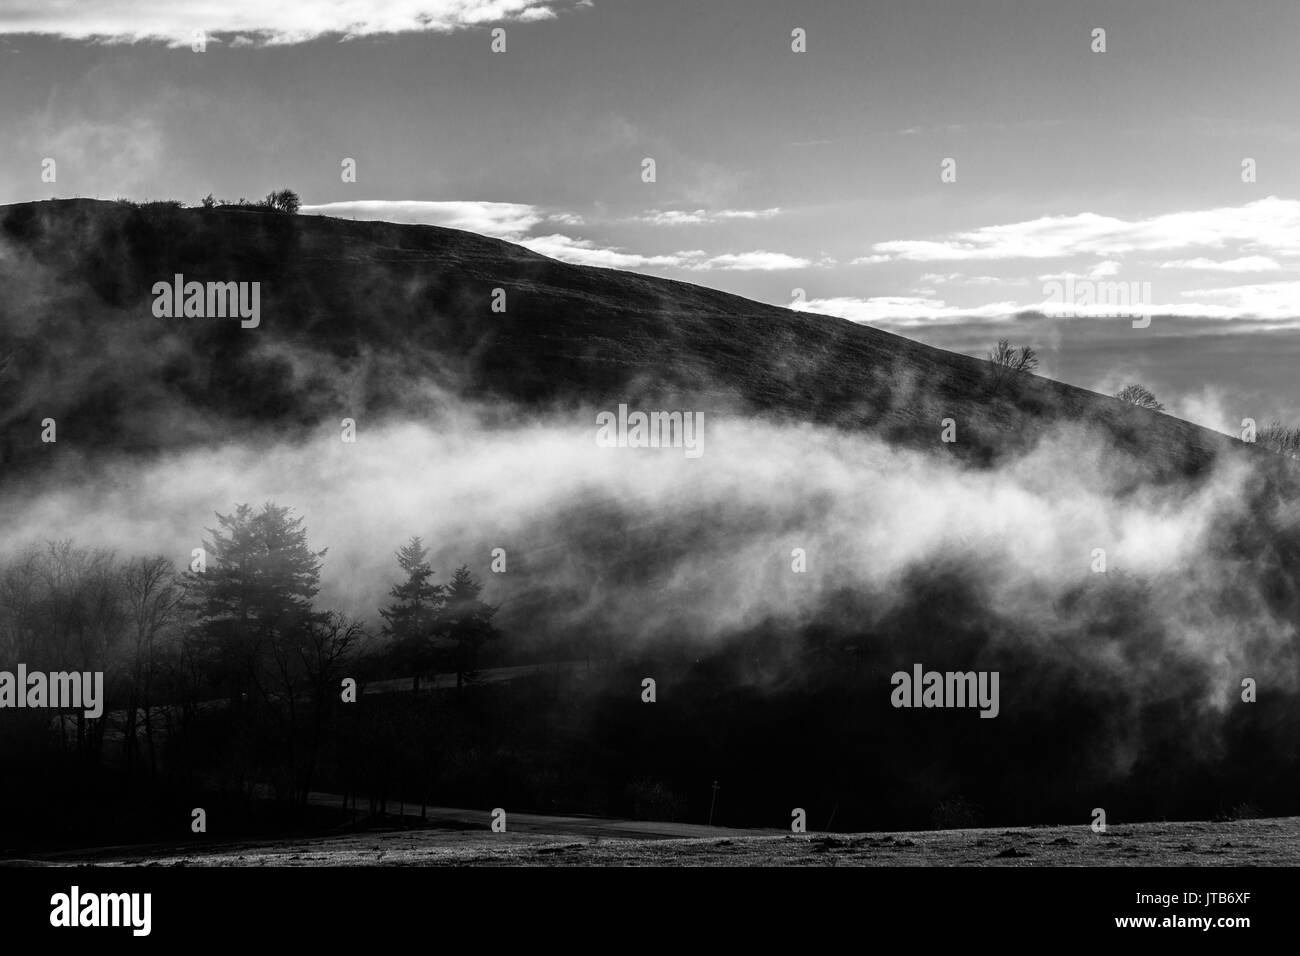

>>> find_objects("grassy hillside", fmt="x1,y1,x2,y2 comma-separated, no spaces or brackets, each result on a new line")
0,198,1245,479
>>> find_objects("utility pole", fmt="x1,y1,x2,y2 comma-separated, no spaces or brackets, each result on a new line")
708,780,720,826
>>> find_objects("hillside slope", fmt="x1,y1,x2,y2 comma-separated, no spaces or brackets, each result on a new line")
0,199,1247,480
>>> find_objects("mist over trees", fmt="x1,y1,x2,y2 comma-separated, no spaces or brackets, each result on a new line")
3,472,1298,847
380,537,444,695
0,502,506,847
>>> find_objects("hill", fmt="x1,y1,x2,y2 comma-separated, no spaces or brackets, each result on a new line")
0,198,1246,479
1,198,1298,841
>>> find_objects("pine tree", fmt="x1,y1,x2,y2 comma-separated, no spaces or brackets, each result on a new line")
440,565,500,697
184,502,327,800
186,502,327,705
379,537,445,693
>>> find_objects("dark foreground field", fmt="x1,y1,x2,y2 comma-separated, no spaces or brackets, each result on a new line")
12,809,1299,867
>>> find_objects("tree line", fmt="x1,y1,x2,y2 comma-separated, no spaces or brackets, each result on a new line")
0,502,498,835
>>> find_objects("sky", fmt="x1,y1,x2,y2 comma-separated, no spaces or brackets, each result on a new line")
1,0,1298,429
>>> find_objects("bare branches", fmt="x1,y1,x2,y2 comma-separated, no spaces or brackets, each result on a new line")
1114,384,1164,412
987,338,1039,395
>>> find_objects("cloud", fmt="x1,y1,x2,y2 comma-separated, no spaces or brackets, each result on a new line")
298,203,816,273
301,200,545,240
628,208,782,226
919,272,1030,287
891,120,1063,138
521,236,820,272
546,211,585,226
18,116,165,197
1039,261,1125,282
1176,279,1300,319
689,250,816,272
791,295,1020,326
865,196,1300,262
1160,256,1282,273
0,0,584,46
519,234,698,269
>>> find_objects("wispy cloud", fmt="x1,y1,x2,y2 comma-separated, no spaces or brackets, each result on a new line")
522,236,820,272
799,279,1300,326
1177,279,1300,318
892,120,1063,137
301,200,545,239
690,250,819,272
18,115,164,197
791,295,1021,326
1160,256,1281,273
866,197,1300,262
1038,261,1124,282
299,200,814,272
919,272,1030,287
628,207,782,226
518,233,699,269
0,0,585,46
546,211,585,226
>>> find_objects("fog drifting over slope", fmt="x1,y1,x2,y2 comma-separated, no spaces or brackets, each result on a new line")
4,404,1292,717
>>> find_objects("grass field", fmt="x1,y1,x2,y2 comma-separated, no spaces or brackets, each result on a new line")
13,810,1298,867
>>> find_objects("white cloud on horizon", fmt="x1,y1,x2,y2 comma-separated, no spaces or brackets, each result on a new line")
518,233,699,269
0,1,582,46
791,295,1022,326
522,235,820,271
1177,279,1300,318
302,200,544,239
866,196,1300,263
793,279,1300,326
297,197,1299,319
299,200,818,272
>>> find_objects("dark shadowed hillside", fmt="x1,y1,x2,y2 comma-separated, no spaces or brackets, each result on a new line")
0,198,1249,480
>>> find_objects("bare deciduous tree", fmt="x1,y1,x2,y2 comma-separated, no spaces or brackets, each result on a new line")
988,338,1039,394
121,556,185,777
1114,384,1164,411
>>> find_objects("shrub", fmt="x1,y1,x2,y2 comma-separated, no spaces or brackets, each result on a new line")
263,189,301,214
1114,384,1164,412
